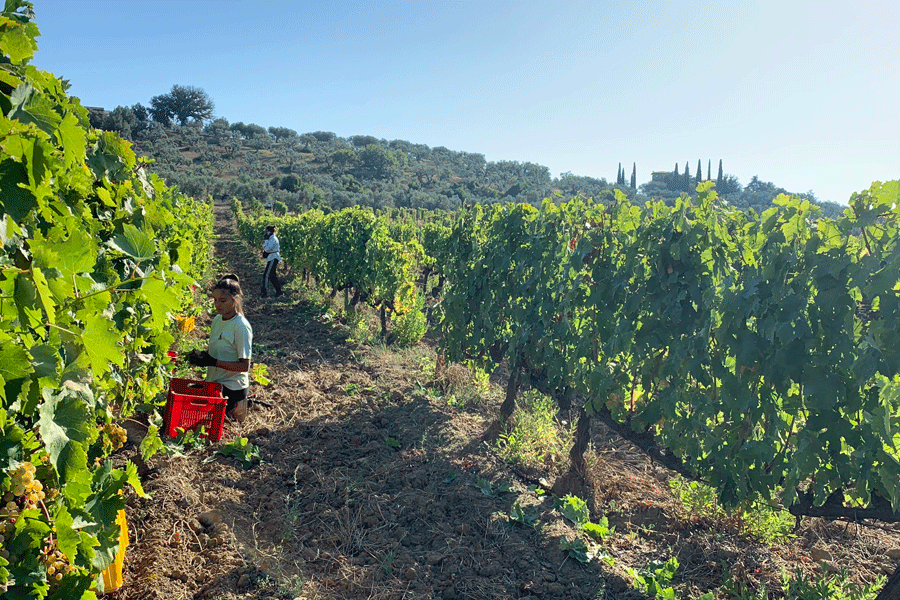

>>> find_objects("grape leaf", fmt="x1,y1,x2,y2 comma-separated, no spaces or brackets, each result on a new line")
56,111,87,169
107,223,155,261
77,307,124,377
38,387,94,484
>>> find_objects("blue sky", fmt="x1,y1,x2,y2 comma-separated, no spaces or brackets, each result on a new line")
32,0,899,205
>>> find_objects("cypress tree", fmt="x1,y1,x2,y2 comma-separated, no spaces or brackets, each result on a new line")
696,159,702,183
630,163,636,189
673,162,680,190
617,163,623,185
716,159,723,190
707,159,711,181
684,161,691,192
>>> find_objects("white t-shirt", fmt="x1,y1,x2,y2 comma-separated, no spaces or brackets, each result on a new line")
262,234,281,263
205,313,252,391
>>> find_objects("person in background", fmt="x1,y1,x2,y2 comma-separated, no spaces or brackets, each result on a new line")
188,274,252,421
261,225,283,298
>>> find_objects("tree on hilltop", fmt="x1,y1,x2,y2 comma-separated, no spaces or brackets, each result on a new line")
350,135,381,148
149,84,215,125
268,126,297,142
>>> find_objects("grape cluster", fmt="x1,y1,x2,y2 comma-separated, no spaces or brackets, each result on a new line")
1,463,72,583
40,540,76,583
104,423,128,450
2,462,46,511
1,462,50,560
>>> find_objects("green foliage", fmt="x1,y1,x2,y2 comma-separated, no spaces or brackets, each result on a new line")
552,492,615,541
167,427,209,452
344,308,374,344
669,475,794,544
251,362,270,386
780,567,883,600
0,5,212,595
207,437,260,470
149,84,214,125
721,566,883,600
500,501,539,529
392,286,427,347
554,494,590,527
581,516,614,542
627,557,679,599
558,536,613,566
139,424,164,461
474,476,513,498
232,202,423,340
497,390,570,469
558,536,592,563
437,180,900,522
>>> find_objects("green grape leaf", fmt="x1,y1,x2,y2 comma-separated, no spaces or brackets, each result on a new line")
29,343,60,381
95,185,115,207
64,468,95,516
107,223,155,260
77,307,124,376
139,275,180,329
86,131,135,181
0,158,36,221
56,111,87,169
8,507,51,555
30,267,56,324
30,227,97,277
0,18,38,64
14,271,43,329
140,424,163,461
0,330,33,382
38,387,95,484
53,504,80,563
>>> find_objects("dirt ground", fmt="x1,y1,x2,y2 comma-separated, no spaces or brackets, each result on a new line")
108,199,900,600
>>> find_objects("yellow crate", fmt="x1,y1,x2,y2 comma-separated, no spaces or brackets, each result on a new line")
99,509,128,593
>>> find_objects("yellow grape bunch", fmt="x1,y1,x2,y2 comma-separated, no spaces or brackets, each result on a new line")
2,462,46,512
1,462,70,584
1,463,52,554
103,423,128,451
40,540,77,585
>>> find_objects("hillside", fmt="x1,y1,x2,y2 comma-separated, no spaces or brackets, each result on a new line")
112,198,898,600
87,108,846,218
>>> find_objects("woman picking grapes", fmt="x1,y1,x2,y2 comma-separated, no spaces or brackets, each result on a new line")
188,274,253,421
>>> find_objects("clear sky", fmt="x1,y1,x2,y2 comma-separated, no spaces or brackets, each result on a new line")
30,0,899,205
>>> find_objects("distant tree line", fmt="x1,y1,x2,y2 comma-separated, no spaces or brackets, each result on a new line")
86,85,845,219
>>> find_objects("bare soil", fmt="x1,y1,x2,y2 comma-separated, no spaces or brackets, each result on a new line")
109,199,900,600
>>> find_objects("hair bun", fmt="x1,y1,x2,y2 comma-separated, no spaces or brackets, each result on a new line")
222,273,240,283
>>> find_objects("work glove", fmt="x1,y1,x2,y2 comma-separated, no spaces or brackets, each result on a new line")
187,349,217,368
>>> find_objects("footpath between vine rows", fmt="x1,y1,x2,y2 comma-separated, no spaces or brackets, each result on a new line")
110,199,900,600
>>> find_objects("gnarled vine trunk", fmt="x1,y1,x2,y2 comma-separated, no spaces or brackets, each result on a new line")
551,406,591,498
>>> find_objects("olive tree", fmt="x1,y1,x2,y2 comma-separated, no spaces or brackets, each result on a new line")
149,84,215,125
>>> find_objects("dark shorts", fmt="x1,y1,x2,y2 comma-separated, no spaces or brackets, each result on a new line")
222,386,248,413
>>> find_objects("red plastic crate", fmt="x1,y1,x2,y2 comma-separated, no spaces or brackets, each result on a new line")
169,378,223,397
164,379,225,441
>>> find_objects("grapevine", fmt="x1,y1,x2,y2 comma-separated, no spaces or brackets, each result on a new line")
0,2,213,597
434,180,900,521
232,201,425,338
